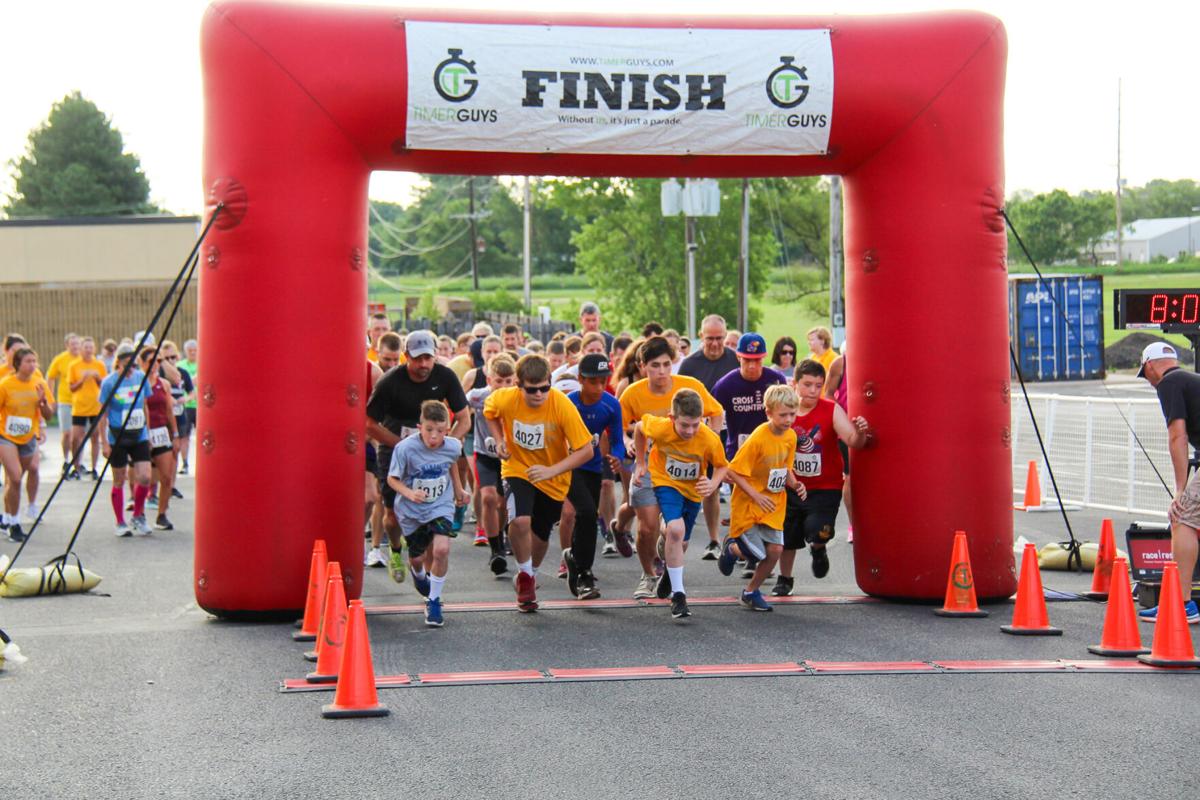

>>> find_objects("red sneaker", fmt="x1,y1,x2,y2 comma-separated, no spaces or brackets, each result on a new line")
473,528,488,547
514,571,538,612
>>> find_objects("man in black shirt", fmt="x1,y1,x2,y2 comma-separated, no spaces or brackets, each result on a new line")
1138,341,1200,623
367,330,470,583
678,313,741,559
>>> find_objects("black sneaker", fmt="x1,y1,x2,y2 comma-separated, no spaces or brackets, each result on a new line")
811,547,830,579
155,515,174,531
770,576,794,596
656,568,673,599
670,592,690,619
563,548,580,597
179,463,189,475
6,523,26,543
171,487,184,500
576,571,600,600
489,553,508,576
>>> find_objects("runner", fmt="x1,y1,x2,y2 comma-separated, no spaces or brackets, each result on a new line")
97,344,154,537
717,385,805,611
770,336,798,374
158,341,191,501
137,348,179,530
366,330,470,584
773,359,870,595
561,353,626,599
806,326,837,374
177,339,199,475
678,315,741,560
631,388,729,619
366,313,391,362
822,342,853,541
363,358,386,568
663,329,684,373
446,331,476,380
45,333,81,475
483,354,594,612
436,335,455,364
577,301,614,353
616,336,724,598
501,324,529,356
466,354,516,574
461,334,503,546
545,340,566,373
100,339,118,374
0,348,53,542
67,337,106,479
387,399,470,626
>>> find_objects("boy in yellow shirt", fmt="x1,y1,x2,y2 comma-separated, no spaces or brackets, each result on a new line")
484,354,594,612
718,384,808,611
632,388,728,619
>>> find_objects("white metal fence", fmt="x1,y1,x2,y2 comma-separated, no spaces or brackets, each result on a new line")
1012,393,1174,517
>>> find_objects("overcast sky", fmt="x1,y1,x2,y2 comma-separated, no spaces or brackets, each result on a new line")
2,0,1196,215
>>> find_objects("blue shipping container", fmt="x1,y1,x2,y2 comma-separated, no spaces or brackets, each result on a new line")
1008,275,1106,382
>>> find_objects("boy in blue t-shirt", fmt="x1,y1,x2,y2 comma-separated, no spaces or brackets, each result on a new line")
563,353,626,600
387,399,470,627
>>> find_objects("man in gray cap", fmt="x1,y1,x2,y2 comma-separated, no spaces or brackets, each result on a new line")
578,302,614,353
367,330,471,584
1137,341,1200,624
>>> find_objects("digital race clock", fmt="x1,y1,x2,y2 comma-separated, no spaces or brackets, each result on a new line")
1114,289,1200,332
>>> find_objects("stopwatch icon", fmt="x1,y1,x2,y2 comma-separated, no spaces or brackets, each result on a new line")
766,56,809,109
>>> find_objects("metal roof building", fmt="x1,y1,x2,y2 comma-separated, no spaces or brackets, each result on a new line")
1093,216,1200,264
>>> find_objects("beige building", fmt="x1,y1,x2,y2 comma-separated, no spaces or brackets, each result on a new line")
0,215,200,366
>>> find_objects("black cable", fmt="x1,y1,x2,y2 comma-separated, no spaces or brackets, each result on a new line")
0,204,222,584
1002,209,1173,498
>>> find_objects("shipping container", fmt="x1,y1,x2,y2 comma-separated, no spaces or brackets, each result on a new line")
1008,274,1105,382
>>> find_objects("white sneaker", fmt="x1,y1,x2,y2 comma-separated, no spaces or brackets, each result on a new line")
131,515,152,535
365,547,386,568
115,522,132,537
24,503,40,522
633,573,657,599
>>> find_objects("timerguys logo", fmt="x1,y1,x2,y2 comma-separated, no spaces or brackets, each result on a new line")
434,48,479,102
766,56,809,109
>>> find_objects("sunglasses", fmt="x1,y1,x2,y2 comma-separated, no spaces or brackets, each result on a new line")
780,349,796,356
522,384,551,395
163,356,179,361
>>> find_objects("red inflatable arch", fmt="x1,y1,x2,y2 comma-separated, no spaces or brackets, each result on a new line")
198,1,1014,616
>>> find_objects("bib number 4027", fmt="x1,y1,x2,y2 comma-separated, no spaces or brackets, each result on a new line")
513,420,545,450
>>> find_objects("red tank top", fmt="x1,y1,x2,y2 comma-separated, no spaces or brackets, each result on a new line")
791,398,844,490
147,379,171,428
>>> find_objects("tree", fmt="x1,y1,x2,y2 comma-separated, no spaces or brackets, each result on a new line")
5,91,154,217
553,178,778,332
1123,179,1200,221
1005,189,1089,265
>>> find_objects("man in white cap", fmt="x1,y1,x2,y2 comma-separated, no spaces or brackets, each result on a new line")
1137,341,1200,624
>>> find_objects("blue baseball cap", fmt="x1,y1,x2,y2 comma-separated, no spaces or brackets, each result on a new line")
736,332,767,359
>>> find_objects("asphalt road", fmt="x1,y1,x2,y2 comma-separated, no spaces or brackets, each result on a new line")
3,428,1197,800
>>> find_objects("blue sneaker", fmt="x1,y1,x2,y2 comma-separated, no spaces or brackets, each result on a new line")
740,589,773,612
413,571,431,598
424,597,444,627
1139,599,1200,624
452,504,465,532
717,536,738,577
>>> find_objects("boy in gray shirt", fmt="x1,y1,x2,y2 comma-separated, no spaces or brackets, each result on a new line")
388,400,469,627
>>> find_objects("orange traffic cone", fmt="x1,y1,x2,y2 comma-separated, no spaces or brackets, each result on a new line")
293,539,328,642
934,531,988,617
1002,542,1062,635
322,600,389,718
1087,558,1148,656
1013,461,1041,510
306,562,348,682
1083,519,1116,600
1138,562,1200,668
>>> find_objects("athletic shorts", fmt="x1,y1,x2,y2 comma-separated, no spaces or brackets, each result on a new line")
653,485,701,541
403,517,453,559
365,442,378,475
783,488,842,551
185,407,197,426
110,438,151,468
838,441,850,476
474,453,503,492
376,445,396,509
629,471,657,508
0,436,37,458
504,476,564,542
1168,467,1200,530
72,414,99,428
733,524,784,562
174,413,192,439
57,404,72,431
151,444,173,458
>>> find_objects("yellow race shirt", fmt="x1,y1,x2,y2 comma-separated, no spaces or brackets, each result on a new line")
484,386,592,502
67,357,108,417
810,348,837,376
46,350,78,404
0,364,44,382
640,413,728,503
728,422,798,537
0,373,50,445
619,375,723,433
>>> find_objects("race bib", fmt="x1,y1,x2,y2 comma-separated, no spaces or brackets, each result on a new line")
124,409,146,431
664,456,700,482
172,402,185,417
766,467,789,493
794,451,821,477
399,425,419,441
4,415,32,438
737,433,749,449
149,426,171,449
512,420,545,450
413,475,448,503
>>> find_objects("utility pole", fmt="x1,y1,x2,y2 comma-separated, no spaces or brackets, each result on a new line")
1116,79,1123,270
686,215,697,341
738,178,750,332
523,177,532,311
829,176,845,346
468,177,479,291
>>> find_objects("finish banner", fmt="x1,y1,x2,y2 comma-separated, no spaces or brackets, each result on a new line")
404,22,833,156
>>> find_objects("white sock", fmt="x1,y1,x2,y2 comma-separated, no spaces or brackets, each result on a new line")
429,574,445,602
518,559,535,576
667,566,684,595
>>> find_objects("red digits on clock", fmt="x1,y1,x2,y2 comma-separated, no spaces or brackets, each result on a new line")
1150,293,1168,323
1183,294,1200,325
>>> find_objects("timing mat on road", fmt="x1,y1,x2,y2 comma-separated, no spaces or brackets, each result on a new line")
279,658,1196,693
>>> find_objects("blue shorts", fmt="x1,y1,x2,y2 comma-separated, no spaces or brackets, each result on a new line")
653,485,701,541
